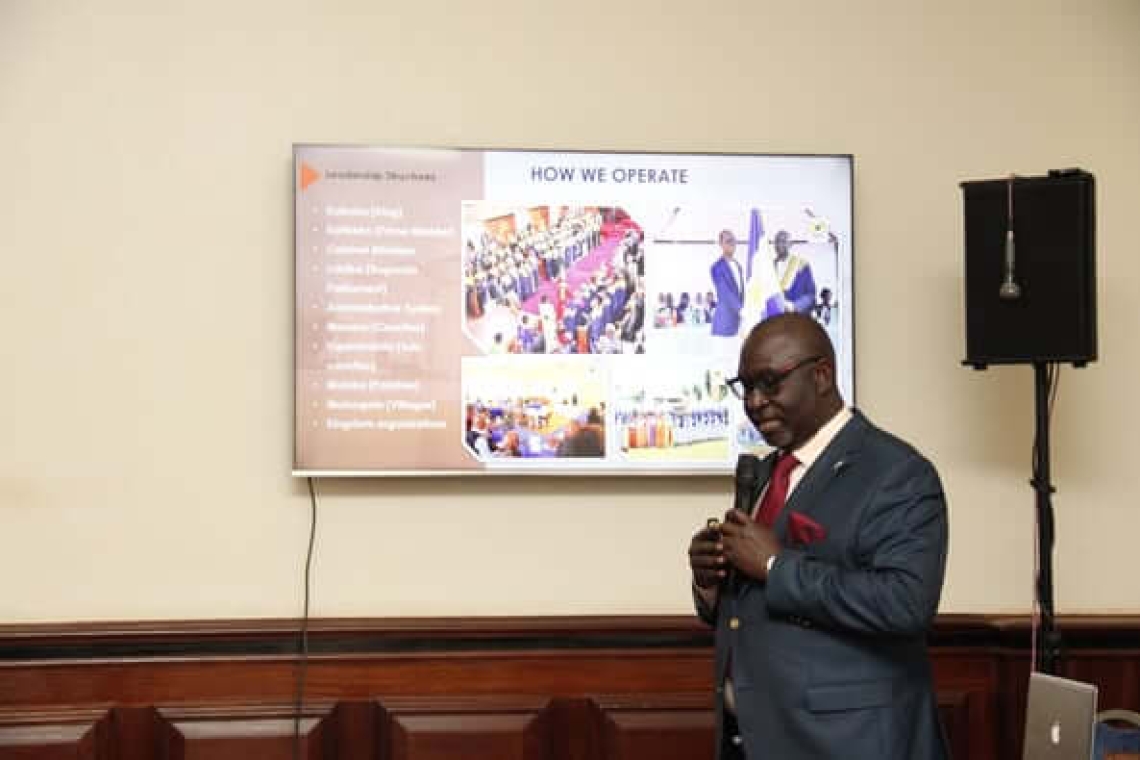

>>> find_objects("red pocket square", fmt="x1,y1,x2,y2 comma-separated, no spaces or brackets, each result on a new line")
788,512,827,546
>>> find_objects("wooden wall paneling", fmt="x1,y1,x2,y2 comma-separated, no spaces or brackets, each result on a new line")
0,653,712,711
544,698,598,760
996,652,1031,760
327,702,383,760
0,616,1138,760
1065,653,1140,712
155,702,335,760
587,693,714,760
0,660,303,710
377,697,553,760
0,709,112,760
112,708,161,760
930,652,1000,760
935,688,972,760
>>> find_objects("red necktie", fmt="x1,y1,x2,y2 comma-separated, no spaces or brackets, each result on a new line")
756,452,799,526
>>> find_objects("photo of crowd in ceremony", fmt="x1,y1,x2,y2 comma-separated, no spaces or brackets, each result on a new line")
462,204,646,356
461,356,608,462
612,359,733,463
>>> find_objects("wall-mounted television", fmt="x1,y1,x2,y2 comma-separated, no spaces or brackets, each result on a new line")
294,146,853,476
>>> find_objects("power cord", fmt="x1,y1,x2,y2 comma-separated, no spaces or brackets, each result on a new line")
293,477,318,760
1030,364,1060,671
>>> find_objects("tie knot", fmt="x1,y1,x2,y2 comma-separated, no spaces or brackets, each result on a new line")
775,452,799,475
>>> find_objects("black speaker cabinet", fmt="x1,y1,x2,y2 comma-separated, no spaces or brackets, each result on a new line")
961,169,1097,367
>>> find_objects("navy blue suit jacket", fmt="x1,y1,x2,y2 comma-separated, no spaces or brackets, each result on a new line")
710,257,744,337
696,410,950,759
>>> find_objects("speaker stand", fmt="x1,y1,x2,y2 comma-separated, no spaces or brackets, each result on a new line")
1032,361,1062,674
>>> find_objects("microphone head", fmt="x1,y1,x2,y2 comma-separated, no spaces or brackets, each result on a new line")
735,453,762,486
999,280,1022,300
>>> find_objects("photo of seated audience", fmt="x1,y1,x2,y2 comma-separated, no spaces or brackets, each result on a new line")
462,204,646,355
464,399,606,461
652,290,716,329
462,357,607,462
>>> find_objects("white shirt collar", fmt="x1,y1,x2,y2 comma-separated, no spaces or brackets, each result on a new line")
788,405,852,473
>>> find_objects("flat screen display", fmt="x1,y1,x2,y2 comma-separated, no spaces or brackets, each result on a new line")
294,146,853,475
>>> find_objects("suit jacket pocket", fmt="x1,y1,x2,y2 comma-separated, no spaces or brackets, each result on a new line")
805,680,893,713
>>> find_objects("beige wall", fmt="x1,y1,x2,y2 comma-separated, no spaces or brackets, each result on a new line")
1,0,1137,623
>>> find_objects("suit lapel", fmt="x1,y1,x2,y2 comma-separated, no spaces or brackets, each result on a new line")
775,411,870,534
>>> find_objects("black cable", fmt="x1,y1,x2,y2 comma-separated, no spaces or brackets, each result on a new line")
293,477,318,760
1031,363,1061,479
1030,364,1062,672
1049,364,1061,421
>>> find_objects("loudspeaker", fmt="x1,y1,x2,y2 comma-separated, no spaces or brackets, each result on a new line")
961,169,1097,367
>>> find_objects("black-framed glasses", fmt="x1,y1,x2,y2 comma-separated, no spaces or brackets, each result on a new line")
725,355,824,400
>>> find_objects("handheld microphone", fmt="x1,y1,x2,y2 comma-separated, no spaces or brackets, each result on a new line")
724,454,762,589
1000,176,1022,300
734,453,762,515
1000,229,1021,300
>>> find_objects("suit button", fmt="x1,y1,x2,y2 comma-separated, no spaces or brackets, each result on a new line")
729,617,741,630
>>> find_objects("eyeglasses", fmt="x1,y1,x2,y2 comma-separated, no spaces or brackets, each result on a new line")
725,355,824,400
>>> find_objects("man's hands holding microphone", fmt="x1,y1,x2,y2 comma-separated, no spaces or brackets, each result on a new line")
688,519,727,589
689,508,782,587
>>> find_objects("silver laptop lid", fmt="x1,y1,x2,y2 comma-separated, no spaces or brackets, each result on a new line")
1023,672,1098,760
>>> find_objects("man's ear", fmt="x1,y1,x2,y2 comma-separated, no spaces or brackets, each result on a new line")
813,360,835,395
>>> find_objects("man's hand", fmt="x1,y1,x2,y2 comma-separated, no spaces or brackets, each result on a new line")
720,508,781,581
688,523,726,588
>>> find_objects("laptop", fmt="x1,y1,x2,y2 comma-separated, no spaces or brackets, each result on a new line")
1023,672,1099,760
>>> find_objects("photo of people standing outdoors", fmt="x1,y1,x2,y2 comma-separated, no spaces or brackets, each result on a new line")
612,359,733,463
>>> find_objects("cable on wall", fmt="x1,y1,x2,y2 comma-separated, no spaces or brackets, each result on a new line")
293,477,318,760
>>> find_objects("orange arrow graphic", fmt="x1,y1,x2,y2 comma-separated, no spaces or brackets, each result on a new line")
300,162,320,191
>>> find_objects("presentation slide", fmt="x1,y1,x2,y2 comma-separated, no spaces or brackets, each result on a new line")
294,146,853,476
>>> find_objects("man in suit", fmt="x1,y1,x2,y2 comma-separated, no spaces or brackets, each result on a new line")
746,230,817,322
709,230,745,337
688,313,949,759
